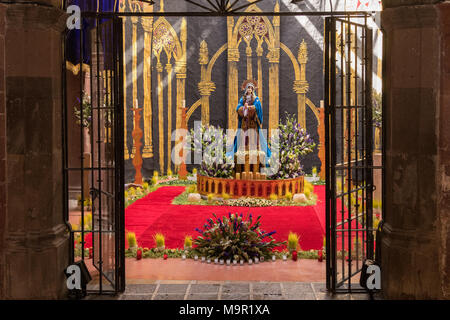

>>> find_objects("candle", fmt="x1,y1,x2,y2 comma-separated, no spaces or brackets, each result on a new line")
226,259,231,265
201,256,206,262
214,258,219,264
220,259,224,265
233,260,237,266
260,256,265,262
254,257,259,264
248,259,253,265
207,258,211,264
240,260,244,265
182,254,186,260
282,255,287,261
194,255,198,261
272,255,276,262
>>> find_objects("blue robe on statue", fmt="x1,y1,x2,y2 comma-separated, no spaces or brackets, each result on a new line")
227,96,271,164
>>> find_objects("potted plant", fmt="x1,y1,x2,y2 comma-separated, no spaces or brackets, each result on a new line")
269,194,278,202
136,248,143,260
282,249,289,261
288,232,299,253
127,232,138,249
285,192,293,202
153,233,165,251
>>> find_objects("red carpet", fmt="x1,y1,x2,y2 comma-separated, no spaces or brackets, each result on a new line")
84,185,361,252
124,186,327,251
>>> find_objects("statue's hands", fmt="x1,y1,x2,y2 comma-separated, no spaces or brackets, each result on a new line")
248,105,256,117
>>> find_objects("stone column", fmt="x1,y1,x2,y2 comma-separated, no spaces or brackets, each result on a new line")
381,0,450,299
0,2,69,299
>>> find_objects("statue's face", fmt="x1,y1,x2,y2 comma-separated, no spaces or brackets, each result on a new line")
245,86,254,96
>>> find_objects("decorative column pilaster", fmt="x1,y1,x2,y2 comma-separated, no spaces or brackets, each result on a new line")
166,61,173,174
198,40,215,125
156,60,165,174
122,17,130,159
142,17,154,158
175,18,187,172
246,44,253,80
268,1,280,135
256,44,263,105
380,1,449,299
295,40,309,129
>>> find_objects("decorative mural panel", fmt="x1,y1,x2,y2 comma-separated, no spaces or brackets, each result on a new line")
118,0,381,182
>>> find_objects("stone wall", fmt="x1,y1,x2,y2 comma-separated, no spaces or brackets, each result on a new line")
0,2,6,300
381,0,450,299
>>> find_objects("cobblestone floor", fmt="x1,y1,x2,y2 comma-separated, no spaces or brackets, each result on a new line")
85,281,378,300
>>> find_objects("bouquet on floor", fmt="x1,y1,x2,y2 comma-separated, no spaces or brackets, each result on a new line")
193,213,285,262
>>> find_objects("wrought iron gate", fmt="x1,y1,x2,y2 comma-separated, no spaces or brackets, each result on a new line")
63,16,125,294
324,16,375,293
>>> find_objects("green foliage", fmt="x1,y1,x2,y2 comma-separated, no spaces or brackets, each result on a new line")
173,190,317,207
153,233,165,248
373,199,382,210
193,213,285,261
158,179,195,186
77,195,92,209
127,232,137,248
267,113,316,179
74,91,92,128
288,232,299,251
80,213,92,231
184,235,193,248
269,193,278,201
285,192,293,201
225,197,273,207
